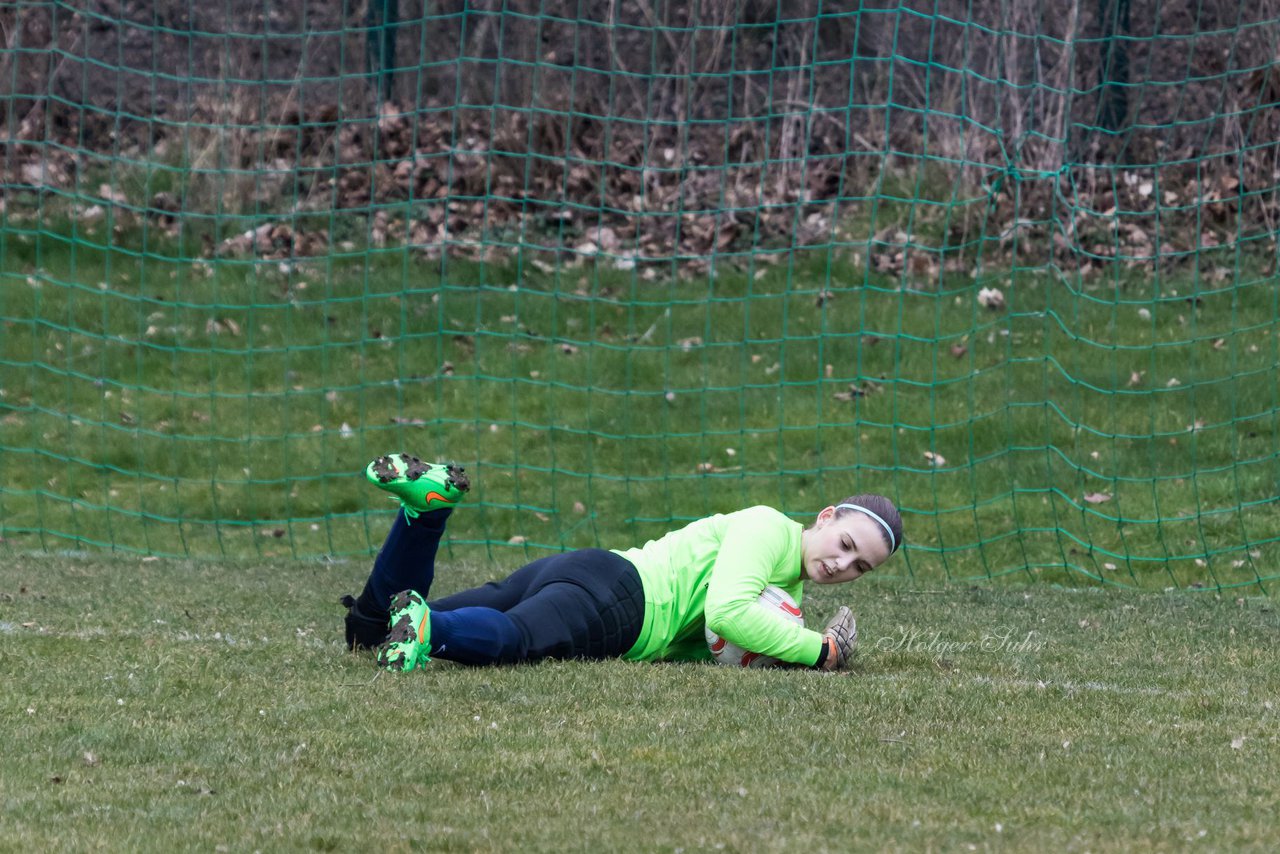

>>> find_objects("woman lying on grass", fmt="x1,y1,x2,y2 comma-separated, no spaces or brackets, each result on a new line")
341,453,903,672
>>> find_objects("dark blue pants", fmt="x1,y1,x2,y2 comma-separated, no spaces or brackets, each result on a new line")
361,510,644,665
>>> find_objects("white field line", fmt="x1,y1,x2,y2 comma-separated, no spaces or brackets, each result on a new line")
968,674,1193,699
866,670,1193,699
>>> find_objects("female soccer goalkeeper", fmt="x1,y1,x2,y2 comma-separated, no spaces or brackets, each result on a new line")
341,453,903,673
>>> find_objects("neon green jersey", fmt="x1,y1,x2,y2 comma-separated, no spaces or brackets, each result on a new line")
614,505,824,666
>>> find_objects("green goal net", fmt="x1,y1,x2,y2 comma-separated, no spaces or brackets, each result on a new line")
2,0,1277,591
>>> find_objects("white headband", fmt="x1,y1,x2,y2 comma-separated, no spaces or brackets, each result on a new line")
835,503,897,552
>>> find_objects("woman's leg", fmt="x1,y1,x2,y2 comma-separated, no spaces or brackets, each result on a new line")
379,549,644,669
418,555,566,665
428,554,556,612
498,550,645,661
360,507,452,610
344,507,453,648
343,453,469,649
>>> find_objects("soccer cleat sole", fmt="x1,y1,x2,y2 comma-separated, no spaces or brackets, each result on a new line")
369,454,470,495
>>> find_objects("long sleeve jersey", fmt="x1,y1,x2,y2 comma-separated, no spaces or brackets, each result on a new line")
613,505,824,666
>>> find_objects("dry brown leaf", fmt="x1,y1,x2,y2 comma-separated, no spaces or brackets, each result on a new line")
98,182,128,205
695,462,741,474
977,287,1005,310
834,383,863,402
871,252,901,273
205,317,241,336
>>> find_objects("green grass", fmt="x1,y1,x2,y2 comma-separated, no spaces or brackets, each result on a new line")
2,552,1277,851
2,210,1279,591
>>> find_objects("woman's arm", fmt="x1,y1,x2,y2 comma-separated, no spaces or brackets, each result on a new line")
702,507,825,666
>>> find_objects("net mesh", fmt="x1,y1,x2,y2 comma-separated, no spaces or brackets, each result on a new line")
2,0,1278,591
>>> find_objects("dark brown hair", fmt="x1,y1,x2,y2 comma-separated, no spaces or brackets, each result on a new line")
833,494,903,555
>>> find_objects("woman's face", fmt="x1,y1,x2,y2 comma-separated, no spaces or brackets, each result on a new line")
801,507,893,584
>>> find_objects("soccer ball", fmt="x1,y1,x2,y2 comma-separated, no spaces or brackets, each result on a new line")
705,585,804,668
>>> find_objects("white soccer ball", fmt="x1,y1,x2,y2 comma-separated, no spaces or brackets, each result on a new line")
705,585,804,668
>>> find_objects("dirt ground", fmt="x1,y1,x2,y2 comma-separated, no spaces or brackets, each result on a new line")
3,1,1278,269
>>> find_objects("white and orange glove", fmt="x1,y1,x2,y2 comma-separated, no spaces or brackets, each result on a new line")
816,606,858,671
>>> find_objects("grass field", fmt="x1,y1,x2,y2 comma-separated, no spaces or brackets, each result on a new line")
2,215,1278,851
2,550,1277,851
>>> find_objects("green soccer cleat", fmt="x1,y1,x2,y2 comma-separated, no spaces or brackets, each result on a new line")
376,589,431,672
365,453,470,518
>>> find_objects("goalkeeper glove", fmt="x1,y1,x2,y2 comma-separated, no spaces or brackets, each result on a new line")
817,606,858,670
